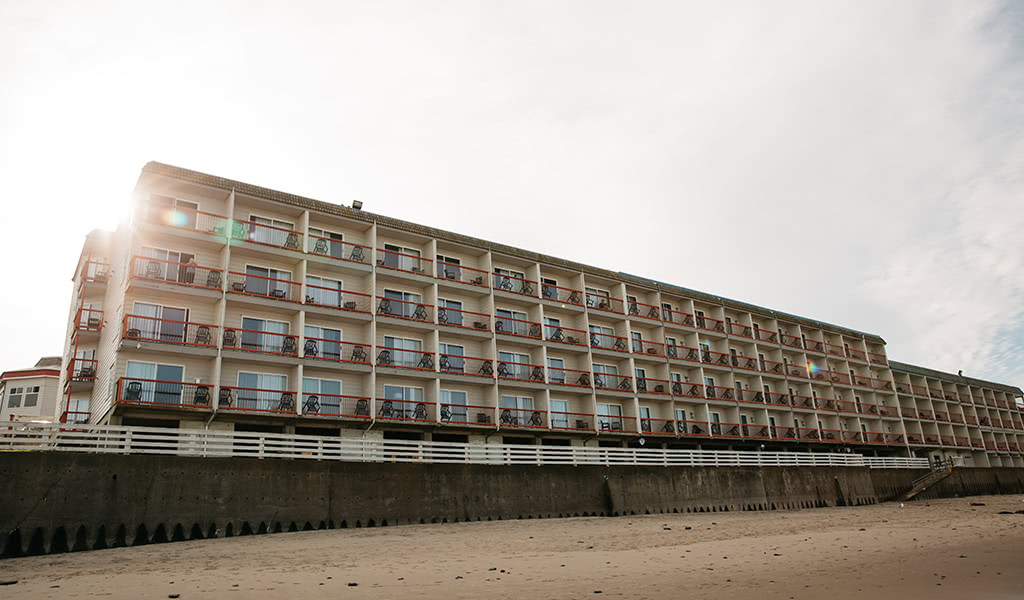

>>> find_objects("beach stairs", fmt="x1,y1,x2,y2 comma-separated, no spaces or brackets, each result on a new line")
898,465,954,502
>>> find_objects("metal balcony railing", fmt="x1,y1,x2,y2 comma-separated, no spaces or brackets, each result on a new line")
130,255,223,290
540,283,583,305
437,306,491,331
493,273,537,297
544,324,588,346
233,217,303,251
376,398,435,423
375,347,435,371
123,315,219,348
222,327,298,356
301,337,370,364
376,248,431,275
627,300,662,321
227,271,301,302
300,393,371,419
495,315,542,339
306,234,370,263
142,202,228,237
438,354,494,378
435,260,489,287
585,294,624,314
118,377,213,408
304,284,372,313
497,361,545,383
589,331,630,352
220,385,298,414
376,296,433,323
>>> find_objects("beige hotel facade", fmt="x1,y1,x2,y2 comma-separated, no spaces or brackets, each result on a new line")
59,162,1024,467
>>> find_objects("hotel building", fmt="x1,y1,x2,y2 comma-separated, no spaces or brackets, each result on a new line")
59,162,1024,467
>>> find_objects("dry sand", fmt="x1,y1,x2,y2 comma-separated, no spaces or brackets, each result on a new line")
2,494,1023,599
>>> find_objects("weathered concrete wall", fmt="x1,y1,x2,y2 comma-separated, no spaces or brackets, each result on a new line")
1,452,1019,558
871,467,1024,501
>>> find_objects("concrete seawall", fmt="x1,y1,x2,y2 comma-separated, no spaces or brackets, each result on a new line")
1,452,1021,557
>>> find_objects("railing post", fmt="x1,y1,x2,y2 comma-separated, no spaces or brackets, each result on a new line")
258,435,265,459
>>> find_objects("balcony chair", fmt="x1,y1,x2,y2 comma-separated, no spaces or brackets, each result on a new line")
231,281,247,292
473,321,488,330
666,346,677,358
496,362,511,378
303,395,320,414
376,349,393,366
478,361,494,376
125,381,143,401
617,377,632,391
278,393,295,412
683,315,694,326
78,364,95,378
688,384,701,397
593,374,605,388
269,288,287,299
528,324,541,337
478,412,493,424
716,355,730,366
377,400,395,418
528,411,543,427
686,349,699,361
672,382,683,395
576,419,589,429
411,304,429,321
350,246,365,262
495,320,505,333
628,303,639,315
589,333,600,346
470,275,484,285
641,419,651,432
417,354,434,370
530,366,545,382
354,398,369,416
662,421,675,433
281,336,298,355
636,379,647,392
206,271,222,288
701,351,711,362
194,326,212,346
413,403,427,420
548,327,565,342
566,335,580,344
145,260,162,279
576,373,591,386
312,238,329,254
342,300,359,310
218,388,233,407
193,386,210,406
303,339,319,358
437,308,449,324
520,281,535,295
376,298,393,315
350,346,368,362
753,392,764,402
567,291,581,304
440,404,453,422
706,387,716,398
497,277,513,291
714,322,725,332
647,307,659,319
126,328,142,339
284,233,299,250
305,294,316,304
542,286,555,299
438,355,452,371
500,409,518,426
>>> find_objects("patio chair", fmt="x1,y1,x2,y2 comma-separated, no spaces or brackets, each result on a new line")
376,349,393,366
530,366,545,382
218,388,233,408
230,280,247,292
350,246,365,262
193,386,210,406
376,298,393,315
355,398,369,416
413,403,427,420
126,327,142,338
589,332,600,346
618,377,632,391
636,379,647,392
576,373,591,386
351,346,368,362
284,233,299,249
125,381,143,401
528,323,541,337
566,335,580,344
303,339,319,357
662,421,675,433
666,346,677,358
593,374,605,388
576,419,589,429
194,325,211,346
521,281,534,295
672,382,683,395
437,308,449,324
411,304,429,320
206,271,222,288
549,327,565,342
542,286,555,299
303,395,320,414
497,362,511,378
641,420,651,433
145,260,162,279
567,291,581,304
277,393,295,412
478,361,494,376
281,336,298,355
500,409,518,425
417,353,434,370
377,400,395,418
438,355,452,371
528,411,543,427
269,288,287,298
628,302,639,315
470,276,484,285
647,307,659,319
313,237,329,254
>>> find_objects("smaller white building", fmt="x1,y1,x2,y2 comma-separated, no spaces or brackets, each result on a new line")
2,356,61,423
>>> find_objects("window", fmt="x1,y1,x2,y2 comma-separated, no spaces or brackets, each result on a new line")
635,367,647,384
438,298,464,326
241,317,290,353
23,386,39,408
597,403,623,430
138,246,196,284
383,384,424,406
382,243,423,272
709,411,722,435
238,372,288,411
661,302,672,317
441,389,468,422
149,194,198,229
383,336,423,368
550,399,569,428
495,308,528,335
500,395,534,423
675,408,687,422
498,351,531,379
305,325,342,360
436,254,461,279
630,331,643,352
244,265,292,298
126,361,185,405
303,377,342,415
592,363,617,387
547,357,566,383
382,288,423,319
543,316,561,340
439,343,464,372
589,324,615,348
305,275,344,308
7,387,22,408
493,267,526,292
627,295,639,315
585,286,610,308
132,302,189,343
541,277,558,299
307,227,345,258
249,214,295,247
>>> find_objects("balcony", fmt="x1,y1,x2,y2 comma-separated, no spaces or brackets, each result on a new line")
784,362,809,379
662,308,695,328
666,344,700,363
759,358,786,376
499,407,546,429
911,384,929,397
636,376,671,395
495,315,542,339
220,385,297,414
547,366,594,388
59,411,90,425
304,284,372,314
956,436,972,448
377,247,431,275
66,358,97,383
300,392,370,419
130,255,223,291
590,331,630,352
493,272,537,297
735,389,765,404
73,307,104,337
791,394,815,409
234,217,302,251
544,324,588,347
77,259,110,291
540,282,583,305
730,353,760,372
439,353,494,378
375,347,435,371
439,402,495,426
824,342,845,358
907,433,923,444
306,234,370,264
742,423,773,439
779,332,802,349
803,338,825,354
873,378,894,392
497,360,545,383
376,398,435,423
123,315,219,349
753,327,778,344
934,410,949,422
965,415,978,425
627,300,662,321
301,337,370,365
438,306,491,332
585,293,624,314
704,384,735,400
376,296,433,323
827,371,851,385
694,314,726,334
846,347,867,362
222,328,298,357
842,430,863,443
679,420,712,437
918,409,933,420
725,322,754,339
867,351,887,365
711,421,743,438
641,417,678,436
971,438,984,449
672,382,705,399
700,349,733,369
984,440,996,450
598,414,637,433
633,339,666,358
550,410,595,431
227,271,301,303
435,260,488,288
763,391,790,406
117,377,212,409
142,202,228,237
851,374,873,388
593,372,633,392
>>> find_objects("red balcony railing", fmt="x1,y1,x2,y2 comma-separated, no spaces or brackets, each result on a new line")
142,202,228,237
971,438,984,449
726,322,754,339
635,377,671,395
435,260,489,287
704,384,735,400
438,306,491,331
117,377,213,408
764,391,791,406
632,338,666,357
375,398,436,422
984,440,996,450
541,283,583,305
851,374,872,388
301,337,370,364
680,420,712,437
544,324,588,346
846,347,866,361
918,409,934,420
672,382,705,399
590,331,630,352
939,435,954,446
662,308,695,328
304,284,372,313
731,353,760,371
979,416,991,426
233,217,303,251
78,259,110,289
222,327,298,356
598,414,637,433
791,394,816,409
376,296,433,322
493,272,537,296
306,234,370,263
228,384,295,413
842,430,863,443
497,360,545,383
824,342,845,357
860,402,885,416
130,255,223,290
640,417,679,436
375,346,435,371
711,421,743,438
499,407,546,428
754,327,779,344
440,402,495,426
836,399,857,413
923,434,940,445
771,425,798,440
59,411,90,425
785,362,809,379
67,358,98,381
943,392,958,402
873,378,894,392
438,354,494,378
735,389,765,404
547,366,594,388
585,293,624,314
742,423,773,439
227,271,301,302
299,392,371,419
123,314,219,348
74,307,104,333
911,384,929,396
376,248,431,274
627,300,662,321
827,371,851,385
779,332,802,348
906,433,923,444
934,410,949,422
884,433,904,445
593,372,633,392
965,414,978,425
867,351,887,365
803,338,825,353
996,441,1009,452
796,428,826,441
694,314,726,334
760,358,786,376
666,344,701,363
818,397,838,410
550,411,595,431
700,349,733,368
495,315,542,339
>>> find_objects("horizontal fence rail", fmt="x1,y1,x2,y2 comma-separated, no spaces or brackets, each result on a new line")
0,424,931,468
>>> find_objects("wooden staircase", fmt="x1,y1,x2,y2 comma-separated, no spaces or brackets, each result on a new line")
898,464,953,502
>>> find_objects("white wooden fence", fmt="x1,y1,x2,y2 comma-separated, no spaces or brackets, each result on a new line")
0,424,930,468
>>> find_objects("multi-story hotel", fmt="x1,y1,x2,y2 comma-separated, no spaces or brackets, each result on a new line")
59,162,1024,467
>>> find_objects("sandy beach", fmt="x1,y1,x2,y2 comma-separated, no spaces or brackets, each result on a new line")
1,494,1023,599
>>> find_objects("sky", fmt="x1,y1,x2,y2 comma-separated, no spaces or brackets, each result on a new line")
0,1,1021,389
